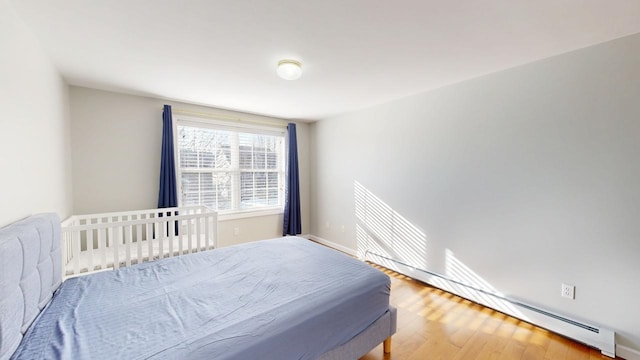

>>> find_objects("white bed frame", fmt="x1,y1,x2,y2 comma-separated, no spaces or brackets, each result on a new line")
61,206,217,277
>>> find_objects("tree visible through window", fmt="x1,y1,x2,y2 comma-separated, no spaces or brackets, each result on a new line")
176,121,285,214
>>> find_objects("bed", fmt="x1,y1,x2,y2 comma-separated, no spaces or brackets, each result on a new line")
0,213,396,360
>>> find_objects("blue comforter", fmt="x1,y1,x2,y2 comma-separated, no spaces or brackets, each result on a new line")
12,237,390,359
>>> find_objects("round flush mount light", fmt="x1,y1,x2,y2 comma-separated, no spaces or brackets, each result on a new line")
277,59,302,80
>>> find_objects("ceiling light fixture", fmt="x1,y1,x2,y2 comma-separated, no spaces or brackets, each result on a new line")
277,59,302,80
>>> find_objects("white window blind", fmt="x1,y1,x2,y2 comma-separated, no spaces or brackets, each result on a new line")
174,117,285,215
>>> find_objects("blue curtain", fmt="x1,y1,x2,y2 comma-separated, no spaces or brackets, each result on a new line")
283,123,302,235
158,105,178,235
158,104,178,208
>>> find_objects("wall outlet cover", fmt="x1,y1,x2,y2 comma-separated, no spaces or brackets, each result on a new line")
562,283,575,299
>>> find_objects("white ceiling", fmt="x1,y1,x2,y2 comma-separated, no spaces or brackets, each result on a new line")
11,1,640,121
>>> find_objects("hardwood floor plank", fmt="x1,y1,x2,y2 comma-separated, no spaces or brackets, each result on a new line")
498,340,527,360
545,334,570,359
452,331,491,360
522,343,547,360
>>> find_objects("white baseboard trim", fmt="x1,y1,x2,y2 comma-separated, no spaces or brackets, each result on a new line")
618,345,640,360
304,234,357,257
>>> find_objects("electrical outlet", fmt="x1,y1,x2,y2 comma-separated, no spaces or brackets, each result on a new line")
233,228,239,236
561,283,575,299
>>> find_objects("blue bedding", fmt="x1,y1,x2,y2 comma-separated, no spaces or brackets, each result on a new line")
11,237,390,360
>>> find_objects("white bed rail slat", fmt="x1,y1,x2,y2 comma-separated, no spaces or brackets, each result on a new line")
178,218,184,255
160,220,166,259
111,226,119,270
187,218,193,255
61,206,218,277
196,217,202,252
146,222,152,263
125,225,132,267
72,228,80,275
169,218,176,258
87,228,94,272
136,223,143,264
98,227,106,270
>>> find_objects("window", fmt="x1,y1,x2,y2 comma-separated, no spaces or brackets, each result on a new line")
174,116,285,215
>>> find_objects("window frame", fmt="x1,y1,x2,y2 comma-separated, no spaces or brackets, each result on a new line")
172,114,286,220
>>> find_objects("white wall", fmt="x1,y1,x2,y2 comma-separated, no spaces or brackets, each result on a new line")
70,86,310,245
0,0,72,227
311,33,640,353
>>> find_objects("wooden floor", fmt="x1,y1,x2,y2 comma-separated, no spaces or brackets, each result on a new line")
361,264,621,360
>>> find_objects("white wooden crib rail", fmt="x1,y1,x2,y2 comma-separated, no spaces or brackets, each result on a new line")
61,206,217,277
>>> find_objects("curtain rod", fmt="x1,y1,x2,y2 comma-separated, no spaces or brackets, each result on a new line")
166,107,287,128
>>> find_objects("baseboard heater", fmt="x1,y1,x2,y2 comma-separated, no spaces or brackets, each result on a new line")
365,251,616,358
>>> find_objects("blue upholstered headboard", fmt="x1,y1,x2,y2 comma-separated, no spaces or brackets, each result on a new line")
0,213,62,360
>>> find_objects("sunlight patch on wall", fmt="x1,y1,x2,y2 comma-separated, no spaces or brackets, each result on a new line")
354,181,527,323
443,249,526,320
354,180,427,270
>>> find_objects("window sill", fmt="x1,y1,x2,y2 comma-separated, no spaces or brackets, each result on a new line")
218,208,283,221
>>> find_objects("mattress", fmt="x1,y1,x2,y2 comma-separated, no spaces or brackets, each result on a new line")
11,237,390,360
